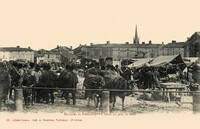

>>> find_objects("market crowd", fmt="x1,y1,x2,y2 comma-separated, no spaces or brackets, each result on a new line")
0,59,200,110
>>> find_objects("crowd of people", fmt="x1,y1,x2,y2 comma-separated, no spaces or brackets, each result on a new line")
0,61,79,109
0,59,200,110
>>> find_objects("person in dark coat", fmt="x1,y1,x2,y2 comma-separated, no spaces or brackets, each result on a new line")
123,67,132,81
146,68,155,89
153,68,161,89
114,65,123,76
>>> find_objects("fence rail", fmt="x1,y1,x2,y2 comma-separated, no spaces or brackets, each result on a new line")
15,86,200,93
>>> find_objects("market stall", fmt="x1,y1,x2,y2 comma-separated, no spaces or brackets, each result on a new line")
160,82,188,103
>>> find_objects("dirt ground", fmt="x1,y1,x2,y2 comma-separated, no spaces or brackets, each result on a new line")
0,95,193,114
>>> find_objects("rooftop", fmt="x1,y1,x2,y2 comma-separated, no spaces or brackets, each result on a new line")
51,46,73,52
88,42,163,48
163,42,186,48
0,46,33,52
187,32,200,43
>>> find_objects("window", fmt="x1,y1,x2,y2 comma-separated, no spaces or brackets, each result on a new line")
107,52,110,56
99,51,102,56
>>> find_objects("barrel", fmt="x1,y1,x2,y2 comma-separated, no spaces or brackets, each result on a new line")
15,88,23,112
102,91,110,114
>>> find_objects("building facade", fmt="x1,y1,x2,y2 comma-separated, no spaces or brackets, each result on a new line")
34,46,77,64
0,46,34,62
75,41,164,61
159,41,185,57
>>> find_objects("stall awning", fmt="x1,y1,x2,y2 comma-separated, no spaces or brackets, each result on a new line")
128,58,152,68
150,54,185,66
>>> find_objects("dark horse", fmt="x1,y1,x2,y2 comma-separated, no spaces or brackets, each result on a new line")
103,74,133,110
58,69,78,105
0,62,11,110
83,73,105,110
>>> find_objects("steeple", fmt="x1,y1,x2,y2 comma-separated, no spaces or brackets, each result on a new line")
133,25,140,44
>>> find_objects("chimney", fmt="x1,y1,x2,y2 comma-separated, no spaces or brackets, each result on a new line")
149,40,152,44
125,42,129,44
172,40,176,43
17,46,20,48
70,46,72,49
162,42,164,45
106,41,110,44
142,42,145,44
28,46,31,49
79,44,82,46
90,43,93,46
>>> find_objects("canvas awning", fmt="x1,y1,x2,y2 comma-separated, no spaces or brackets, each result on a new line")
150,54,185,66
128,58,152,68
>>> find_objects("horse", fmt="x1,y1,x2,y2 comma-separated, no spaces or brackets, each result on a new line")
83,73,105,110
38,69,58,104
102,73,133,110
58,69,78,105
0,62,11,110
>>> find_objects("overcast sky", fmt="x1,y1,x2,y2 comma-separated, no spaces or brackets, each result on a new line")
0,0,200,50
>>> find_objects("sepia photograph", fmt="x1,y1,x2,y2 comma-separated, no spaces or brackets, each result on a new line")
0,0,200,129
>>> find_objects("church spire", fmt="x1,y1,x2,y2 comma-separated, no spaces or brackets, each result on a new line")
133,25,139,44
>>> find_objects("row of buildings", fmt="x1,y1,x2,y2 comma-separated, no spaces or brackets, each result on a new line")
0,45,76,64
1,28,200,64
74,29,200,61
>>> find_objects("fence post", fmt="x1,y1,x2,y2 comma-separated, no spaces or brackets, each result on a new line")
15,88,23,112
193,92,200,114
102,91,110,114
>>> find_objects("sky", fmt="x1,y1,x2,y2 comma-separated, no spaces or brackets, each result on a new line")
0,0,200,50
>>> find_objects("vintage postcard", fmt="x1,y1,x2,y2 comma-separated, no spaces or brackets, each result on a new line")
0,0,200,129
